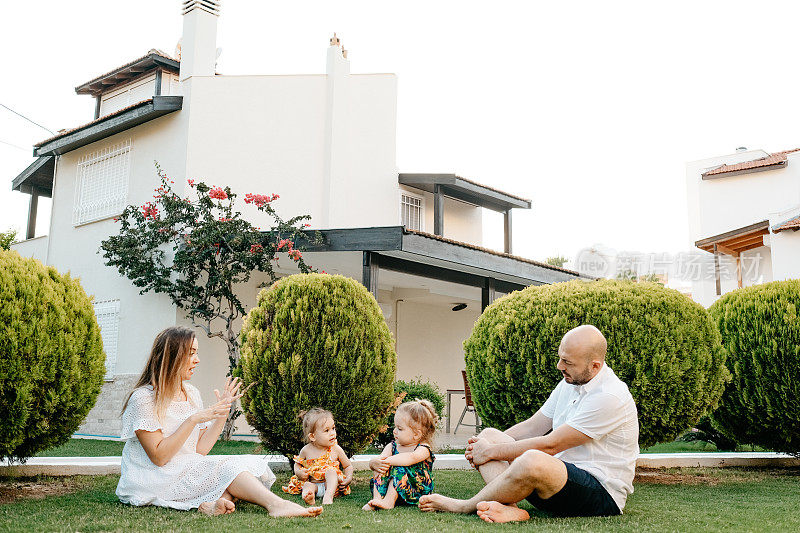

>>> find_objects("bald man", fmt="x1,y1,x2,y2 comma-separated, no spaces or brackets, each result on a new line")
420,325,639,522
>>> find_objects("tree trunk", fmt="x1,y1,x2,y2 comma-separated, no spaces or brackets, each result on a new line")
221,330,240,441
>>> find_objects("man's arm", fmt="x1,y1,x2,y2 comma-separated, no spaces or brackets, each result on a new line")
471,424,591,466
504,410,554,440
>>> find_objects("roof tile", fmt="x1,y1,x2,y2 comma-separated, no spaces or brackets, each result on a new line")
702,148,800,178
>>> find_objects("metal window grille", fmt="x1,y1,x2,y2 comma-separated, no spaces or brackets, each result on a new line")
74,140,132,225
93,299,120,380
401,193,423,231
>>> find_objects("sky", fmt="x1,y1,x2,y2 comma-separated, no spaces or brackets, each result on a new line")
2,0,799,267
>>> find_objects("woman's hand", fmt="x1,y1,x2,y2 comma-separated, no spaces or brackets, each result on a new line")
192,397,233,425
213,376,246,404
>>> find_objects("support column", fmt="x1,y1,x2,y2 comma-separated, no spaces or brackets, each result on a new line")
362,251,379,299
434,185,444,236
94,96,101,119
481,278,496,311
26,190,39,240
154,69,163,96
713,244,721,296
503,209,513,254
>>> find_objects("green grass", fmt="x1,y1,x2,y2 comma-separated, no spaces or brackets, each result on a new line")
2,468,799,532
35,439,767,458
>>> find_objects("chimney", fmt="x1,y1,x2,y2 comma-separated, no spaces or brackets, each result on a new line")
179,0,220,81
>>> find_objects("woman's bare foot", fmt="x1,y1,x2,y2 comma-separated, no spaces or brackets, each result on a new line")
418,494,474,514
198,498,235,516
367,497,395,510
476,501,530,523
269,499,323,518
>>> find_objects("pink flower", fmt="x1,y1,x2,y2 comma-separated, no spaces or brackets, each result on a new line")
288,249,302,261
250,244,263,254
244,193,278,208
218,217,232,222
188,179,195,187
277,239,293,251
321,270,327,274
209,187,228,200
142,202,159,220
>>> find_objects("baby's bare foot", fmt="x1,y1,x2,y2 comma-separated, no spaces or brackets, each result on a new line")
302,491,315,505
362,501,377,511
322,494,334,505
198,498,235,516
368,497,395,510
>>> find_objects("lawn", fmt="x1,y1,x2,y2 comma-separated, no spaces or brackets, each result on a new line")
34,438,762,457
2,468,799,532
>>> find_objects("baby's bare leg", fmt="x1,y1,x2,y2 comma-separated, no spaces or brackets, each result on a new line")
301,481,316,505
369,482,399,510
322,468,338,505
362,482,383,511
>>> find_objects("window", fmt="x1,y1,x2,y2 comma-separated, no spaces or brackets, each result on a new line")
93,299,120,380
401,192,424,231
74,139,132,225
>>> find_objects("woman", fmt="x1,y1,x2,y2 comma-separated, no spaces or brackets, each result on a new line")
116,326,322,518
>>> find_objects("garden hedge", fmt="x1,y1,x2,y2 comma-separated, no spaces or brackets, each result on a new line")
238,273,396,457
0,250,106,462
709,279,800,455
375,378,446,447
464,279,728,448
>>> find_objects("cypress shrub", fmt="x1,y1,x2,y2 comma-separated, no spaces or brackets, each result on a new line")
0,250,106,462
709,280,800,455
375,378,446,447
238,273,396,457
464,279,728,449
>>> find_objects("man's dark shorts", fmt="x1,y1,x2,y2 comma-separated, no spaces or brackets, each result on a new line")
526,461,621,517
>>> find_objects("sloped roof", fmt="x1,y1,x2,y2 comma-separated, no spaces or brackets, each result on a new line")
75,49,179,97
773,215,800,233
702,148,800,179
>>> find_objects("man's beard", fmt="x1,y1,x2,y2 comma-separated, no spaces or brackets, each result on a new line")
564,368,593,386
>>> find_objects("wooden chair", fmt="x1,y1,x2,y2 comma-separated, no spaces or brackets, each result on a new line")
454,370,481,434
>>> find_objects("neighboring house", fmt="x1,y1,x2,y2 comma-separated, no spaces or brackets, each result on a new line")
686,147,800,308
10,1,585,437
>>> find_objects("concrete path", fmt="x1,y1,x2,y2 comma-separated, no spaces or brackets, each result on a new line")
3,452,799,477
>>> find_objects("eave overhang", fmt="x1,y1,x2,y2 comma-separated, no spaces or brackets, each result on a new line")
296,226,587,289
75,51,180,97
398,173,531,212
695,220,770,256
33,96,183,157
11,156,54,197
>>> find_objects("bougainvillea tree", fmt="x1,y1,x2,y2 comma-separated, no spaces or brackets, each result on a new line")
101,164,320,438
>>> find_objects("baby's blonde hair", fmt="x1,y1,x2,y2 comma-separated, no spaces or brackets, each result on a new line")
395,399,439,446
299,407,333,443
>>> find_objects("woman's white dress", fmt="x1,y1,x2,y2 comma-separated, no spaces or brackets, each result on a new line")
115,383,275,510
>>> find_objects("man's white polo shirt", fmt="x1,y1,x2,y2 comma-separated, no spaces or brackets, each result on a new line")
540,363,639,512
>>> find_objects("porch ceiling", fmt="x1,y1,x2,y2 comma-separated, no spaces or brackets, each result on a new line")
398,173,531,212
695,220,769,256
11,156,54,197
297,226,586,289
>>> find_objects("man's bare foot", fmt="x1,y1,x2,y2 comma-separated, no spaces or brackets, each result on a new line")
476,501,530,523
367,497,396,510
269,499,323,518
198,498,235,516
418,494,474,514
302,490,315,505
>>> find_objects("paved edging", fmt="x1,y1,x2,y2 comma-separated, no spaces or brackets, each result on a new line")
2,453,799,477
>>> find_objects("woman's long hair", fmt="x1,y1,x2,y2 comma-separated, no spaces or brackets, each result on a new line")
121,326,196,421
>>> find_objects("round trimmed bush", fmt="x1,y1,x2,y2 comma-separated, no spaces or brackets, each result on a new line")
375,378,446,447
709,280,800,455
464,279,728,449
0,250,106,462
238,273,396,457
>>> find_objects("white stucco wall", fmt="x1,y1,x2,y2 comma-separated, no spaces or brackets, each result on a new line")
43,113,189,375
399,185,483,244
686,149,800,306
9,235,48,263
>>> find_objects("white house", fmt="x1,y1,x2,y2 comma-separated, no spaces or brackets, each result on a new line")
10,1,585,438
686,147,800,308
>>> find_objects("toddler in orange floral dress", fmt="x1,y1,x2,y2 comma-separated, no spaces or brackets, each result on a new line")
282,408,353,505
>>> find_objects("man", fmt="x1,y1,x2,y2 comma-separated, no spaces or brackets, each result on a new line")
419,325,639,523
